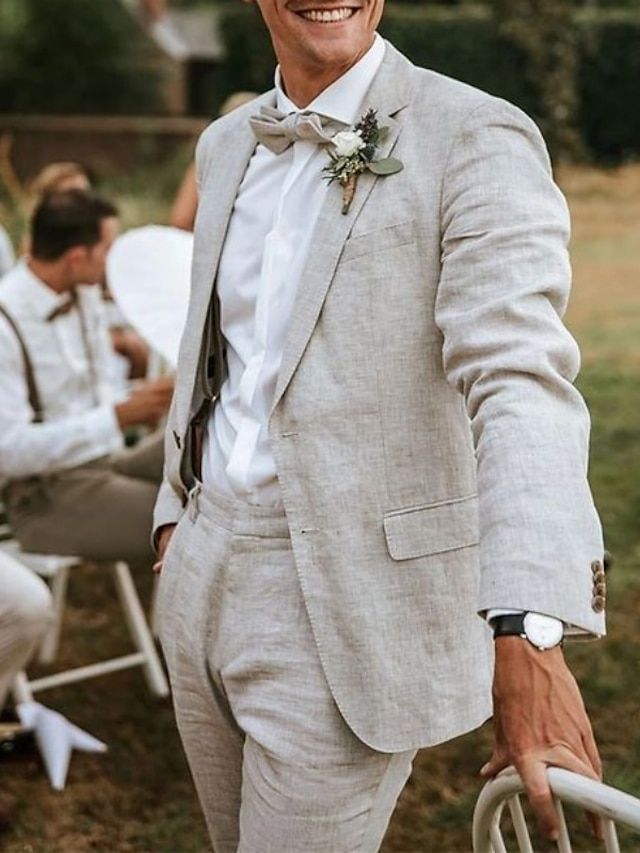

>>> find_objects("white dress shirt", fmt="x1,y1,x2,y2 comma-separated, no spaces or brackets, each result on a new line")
203,34,386,505
0,261,123,483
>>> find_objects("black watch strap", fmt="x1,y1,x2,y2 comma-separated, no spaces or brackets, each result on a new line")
492,613,527,639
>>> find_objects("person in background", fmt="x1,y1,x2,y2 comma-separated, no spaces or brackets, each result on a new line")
0,550,52,712
169,91,258,232
27,162,150,384
0,190,173,563
0,549,52,824
0,223,15,278
28,161,91,201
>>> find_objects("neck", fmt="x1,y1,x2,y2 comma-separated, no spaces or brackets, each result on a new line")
280,63,351,108
27,258,71,295
278,39,374,108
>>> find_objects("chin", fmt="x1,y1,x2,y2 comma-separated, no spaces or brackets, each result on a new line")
299,32,370,71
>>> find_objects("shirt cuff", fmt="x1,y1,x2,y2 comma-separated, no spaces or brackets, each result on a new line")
86,405,124,456
485,609,588,638
486,608,524,624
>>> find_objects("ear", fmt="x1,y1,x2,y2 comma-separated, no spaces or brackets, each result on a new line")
63,245,89,271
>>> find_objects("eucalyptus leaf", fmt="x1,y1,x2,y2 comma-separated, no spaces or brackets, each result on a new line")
367,157,404,176
377,126,390,144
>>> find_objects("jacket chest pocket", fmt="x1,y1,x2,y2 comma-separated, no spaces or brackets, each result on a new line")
383,494,479,561
340,219,418,266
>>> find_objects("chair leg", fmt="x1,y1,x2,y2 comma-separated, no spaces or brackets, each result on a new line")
111,561,169,698
38,564,70,665
12,671,34,704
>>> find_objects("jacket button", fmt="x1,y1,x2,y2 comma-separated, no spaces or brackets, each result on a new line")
591,560,603,574
592,595,606,613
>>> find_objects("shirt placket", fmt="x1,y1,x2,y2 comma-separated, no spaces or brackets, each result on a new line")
224,141,316,495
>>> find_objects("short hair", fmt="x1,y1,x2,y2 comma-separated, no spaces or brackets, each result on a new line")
30,190,118,261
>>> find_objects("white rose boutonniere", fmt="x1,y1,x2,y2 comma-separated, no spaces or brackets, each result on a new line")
323,109,404,215
332,130,366,158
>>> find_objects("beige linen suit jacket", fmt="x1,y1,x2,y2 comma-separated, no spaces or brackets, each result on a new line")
154,42,605,753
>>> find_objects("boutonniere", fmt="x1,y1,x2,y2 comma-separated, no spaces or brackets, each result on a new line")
323,108,403,215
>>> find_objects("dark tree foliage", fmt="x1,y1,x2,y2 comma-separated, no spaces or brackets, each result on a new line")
489,0,584,161
0,0,162,114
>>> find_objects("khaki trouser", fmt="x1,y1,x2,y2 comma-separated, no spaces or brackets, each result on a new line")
4,432,164,563
157,483,416,853
0,550,52,708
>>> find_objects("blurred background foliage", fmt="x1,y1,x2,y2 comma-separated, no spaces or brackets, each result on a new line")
0,0,162,114
0,0,639,160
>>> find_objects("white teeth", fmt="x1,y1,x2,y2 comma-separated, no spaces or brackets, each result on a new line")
300,7,355,23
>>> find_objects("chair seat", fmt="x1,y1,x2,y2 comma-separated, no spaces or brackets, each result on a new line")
0,539,81,578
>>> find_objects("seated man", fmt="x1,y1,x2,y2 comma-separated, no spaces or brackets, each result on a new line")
0,549,52,710
0,190,173,563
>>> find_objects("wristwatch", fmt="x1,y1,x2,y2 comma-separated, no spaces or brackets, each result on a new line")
492,612,564,651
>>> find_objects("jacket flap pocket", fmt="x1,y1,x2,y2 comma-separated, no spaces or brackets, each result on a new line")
383,495,479,561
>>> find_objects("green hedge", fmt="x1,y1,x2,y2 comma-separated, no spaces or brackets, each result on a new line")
215,3,640,162
578,11,640,160
0,0,162,115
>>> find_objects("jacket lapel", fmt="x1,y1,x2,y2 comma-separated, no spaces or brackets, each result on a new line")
271,44,414,412
174,95,273,430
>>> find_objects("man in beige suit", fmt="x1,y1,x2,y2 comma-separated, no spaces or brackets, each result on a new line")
154,1,606,849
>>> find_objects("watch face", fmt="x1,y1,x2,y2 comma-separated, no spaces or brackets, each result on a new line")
523,612,564,650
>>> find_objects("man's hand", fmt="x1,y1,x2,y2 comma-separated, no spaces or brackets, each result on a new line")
152,523,176,574
481,637,603,841
115,377,174,429
110,327,150,379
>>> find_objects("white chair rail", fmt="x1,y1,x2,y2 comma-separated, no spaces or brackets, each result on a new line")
473,767,640,853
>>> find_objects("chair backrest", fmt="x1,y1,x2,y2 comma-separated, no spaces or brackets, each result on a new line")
473,767,640,853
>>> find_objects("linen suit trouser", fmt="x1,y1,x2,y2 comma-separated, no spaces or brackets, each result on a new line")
157,482,416,853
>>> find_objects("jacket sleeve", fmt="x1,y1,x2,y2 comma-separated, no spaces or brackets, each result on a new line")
151,392,186,552
435,98,605,637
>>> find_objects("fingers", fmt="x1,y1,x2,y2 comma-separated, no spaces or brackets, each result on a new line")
518,759,560,840
580,732,605,841
480,753,509,778
587,810,605,843
581,727,604,780
546,743,600,781
518,746,601,841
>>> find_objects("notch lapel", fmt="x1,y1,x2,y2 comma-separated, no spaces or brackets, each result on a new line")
271,45,414,412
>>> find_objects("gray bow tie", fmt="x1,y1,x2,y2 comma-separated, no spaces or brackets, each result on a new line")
249,105,345,155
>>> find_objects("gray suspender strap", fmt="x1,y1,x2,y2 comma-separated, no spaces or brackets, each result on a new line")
0,303,44,423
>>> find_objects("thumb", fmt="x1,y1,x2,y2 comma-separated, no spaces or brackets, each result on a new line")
481,754,508,778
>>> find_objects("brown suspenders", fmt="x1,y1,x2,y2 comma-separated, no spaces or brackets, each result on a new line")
0,303,44,423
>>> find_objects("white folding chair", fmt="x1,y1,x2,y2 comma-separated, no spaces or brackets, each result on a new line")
0,507,168,701
473,767,640,853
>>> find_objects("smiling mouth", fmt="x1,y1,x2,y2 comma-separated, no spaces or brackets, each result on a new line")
297,7,358,23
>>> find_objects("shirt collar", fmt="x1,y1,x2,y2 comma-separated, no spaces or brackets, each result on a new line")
16,259,75,321
274,33,386,126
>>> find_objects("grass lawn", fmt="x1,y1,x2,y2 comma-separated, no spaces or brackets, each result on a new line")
1,164,639,852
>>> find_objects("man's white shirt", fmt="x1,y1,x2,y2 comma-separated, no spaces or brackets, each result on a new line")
0,260,123,483
202,34,386,506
